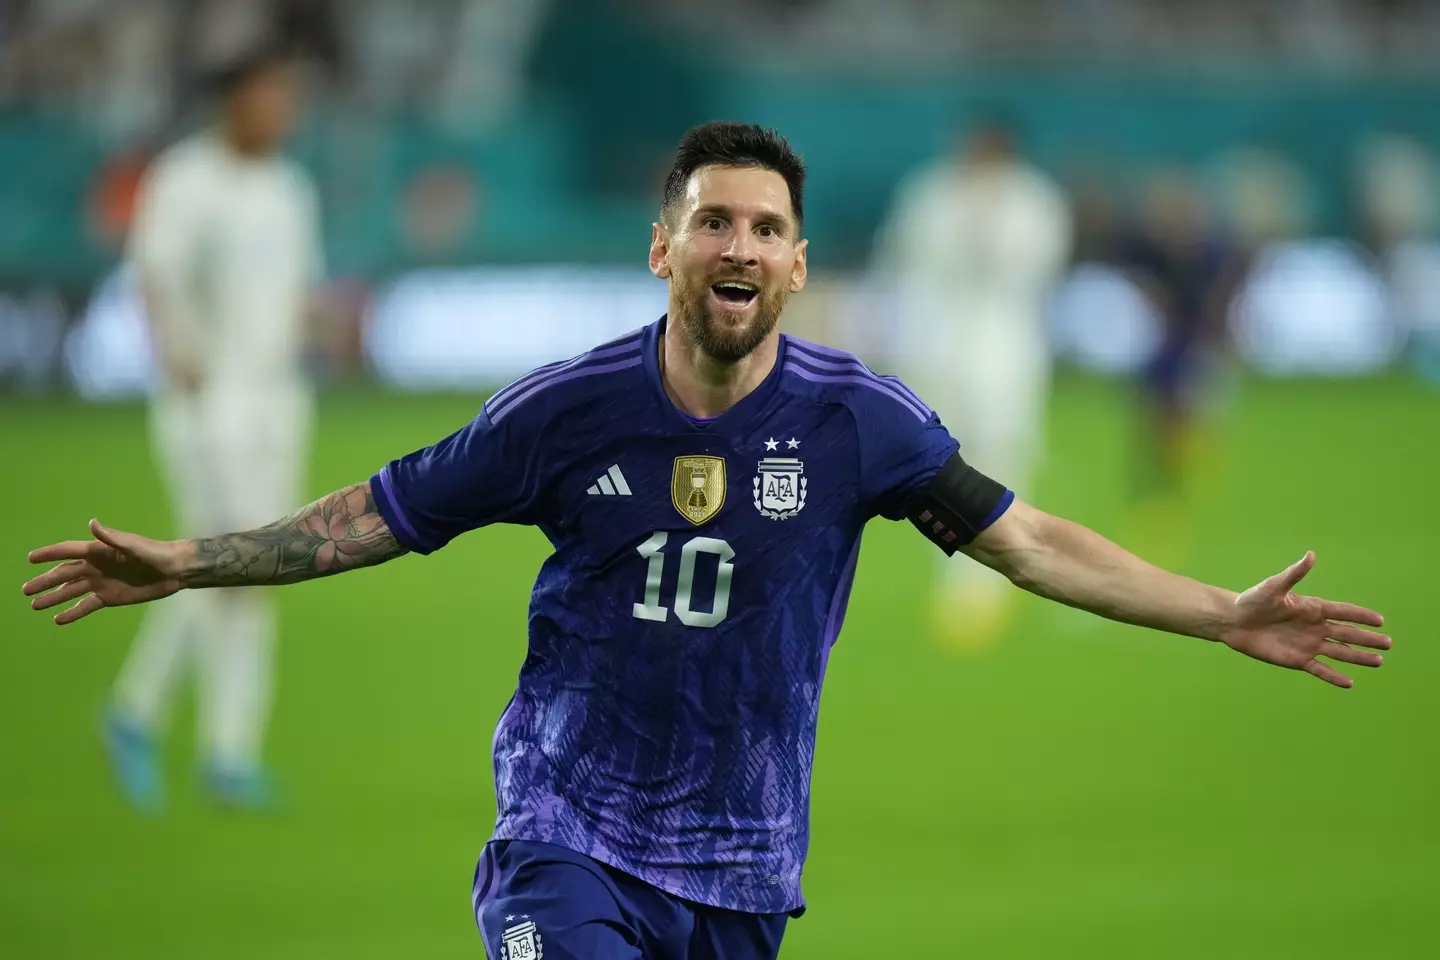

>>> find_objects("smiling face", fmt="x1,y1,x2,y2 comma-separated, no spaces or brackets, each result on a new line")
650,164,808,364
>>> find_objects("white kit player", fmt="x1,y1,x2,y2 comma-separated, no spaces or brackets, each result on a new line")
106,46,322,811
875,116,1071,651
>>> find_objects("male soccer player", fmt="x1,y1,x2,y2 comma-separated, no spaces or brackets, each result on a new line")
25,123,1389,960
105,44,322,811
873,114,1072,651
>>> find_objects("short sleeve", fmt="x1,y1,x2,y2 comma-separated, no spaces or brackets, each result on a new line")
370,404,550,555
854,383,961,521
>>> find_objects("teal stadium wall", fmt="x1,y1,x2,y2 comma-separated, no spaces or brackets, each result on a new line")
1,68,1436,286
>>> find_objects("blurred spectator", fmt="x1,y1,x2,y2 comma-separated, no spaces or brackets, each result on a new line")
873,112,1071,652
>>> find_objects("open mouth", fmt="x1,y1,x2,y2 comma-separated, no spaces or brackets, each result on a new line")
711,281,759,308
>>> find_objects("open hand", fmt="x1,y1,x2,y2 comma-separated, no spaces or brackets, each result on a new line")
22,520,184,625
1222,552,1390,689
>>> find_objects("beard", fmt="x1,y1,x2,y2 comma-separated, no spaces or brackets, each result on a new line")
671,270,789,364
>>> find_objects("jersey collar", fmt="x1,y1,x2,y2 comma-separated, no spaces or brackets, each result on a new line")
641,315,787,432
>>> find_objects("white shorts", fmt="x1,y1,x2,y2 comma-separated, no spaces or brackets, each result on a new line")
149,383,313,537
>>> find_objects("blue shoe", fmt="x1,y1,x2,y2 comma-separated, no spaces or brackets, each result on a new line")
203,761,278,813
102,706,164,814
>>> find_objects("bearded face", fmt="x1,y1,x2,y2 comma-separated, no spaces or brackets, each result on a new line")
668,260,790,364
651,165,807,364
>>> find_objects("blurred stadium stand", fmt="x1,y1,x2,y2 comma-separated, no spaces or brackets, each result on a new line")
1,0,1439,393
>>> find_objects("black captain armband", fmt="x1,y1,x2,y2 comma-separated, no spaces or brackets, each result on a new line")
906,453,1011,556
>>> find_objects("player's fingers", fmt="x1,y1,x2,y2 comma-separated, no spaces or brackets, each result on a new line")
26,540,99,565
1270,551,1315,594
54,593,105,626
1320,600,1384,627
21,560,93,596
1326,621,1391,650
1319,640,1384,669
30,578,92,612
1303,658,1353,689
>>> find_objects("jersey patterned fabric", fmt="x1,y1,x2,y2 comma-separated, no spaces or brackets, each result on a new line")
370,317,1009,915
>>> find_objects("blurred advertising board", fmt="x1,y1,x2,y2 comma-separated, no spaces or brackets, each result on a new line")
60,251,1412,399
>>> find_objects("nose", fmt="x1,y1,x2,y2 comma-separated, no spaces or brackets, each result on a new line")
722,228,759,267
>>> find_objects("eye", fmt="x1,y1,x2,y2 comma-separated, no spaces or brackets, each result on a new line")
757,223,777,238
702,217,724,231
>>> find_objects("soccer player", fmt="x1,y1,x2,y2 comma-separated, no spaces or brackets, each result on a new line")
873,114,1072,652
24,123,1388,960
104,44,322,811
1121,169,1241,505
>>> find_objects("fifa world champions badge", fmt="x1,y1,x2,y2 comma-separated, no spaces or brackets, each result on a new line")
754,457,807,520
501,919,542,959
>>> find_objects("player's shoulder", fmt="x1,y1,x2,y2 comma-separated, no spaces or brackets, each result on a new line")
132,138,224,222
143,135,216,188
885,161,942,212
1013,163,1069,209
267,153,318,198
481,326,649,429
779,335,934,425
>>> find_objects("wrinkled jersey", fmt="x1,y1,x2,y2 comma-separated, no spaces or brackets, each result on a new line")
371,317,1011,914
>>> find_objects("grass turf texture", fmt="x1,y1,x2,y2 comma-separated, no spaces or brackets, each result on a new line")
1,373,1435,958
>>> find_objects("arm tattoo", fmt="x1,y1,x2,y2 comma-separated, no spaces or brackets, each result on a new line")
180,482,408,587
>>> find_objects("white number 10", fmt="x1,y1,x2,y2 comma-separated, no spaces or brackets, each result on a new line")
631,531,735,628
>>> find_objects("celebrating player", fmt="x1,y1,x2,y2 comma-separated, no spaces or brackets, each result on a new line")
24,123,1388,960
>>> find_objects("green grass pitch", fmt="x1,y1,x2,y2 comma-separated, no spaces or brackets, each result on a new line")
1,373,1435,958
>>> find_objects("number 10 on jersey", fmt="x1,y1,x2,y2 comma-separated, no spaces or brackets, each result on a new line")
631,532,735,628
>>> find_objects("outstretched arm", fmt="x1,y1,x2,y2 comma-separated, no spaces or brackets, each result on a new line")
963,498,1391,688
183,482,405,586
23,482,407,624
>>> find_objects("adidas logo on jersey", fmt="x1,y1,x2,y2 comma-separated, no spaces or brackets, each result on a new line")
587,464,632,497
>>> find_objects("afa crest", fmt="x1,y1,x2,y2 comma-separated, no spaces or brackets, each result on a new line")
753,457,807,520
672,456,726,525
501,919,542,959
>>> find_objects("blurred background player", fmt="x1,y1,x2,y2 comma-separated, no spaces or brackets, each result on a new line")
873,114,1072,652
105,43,322,812
1116,169,1244,562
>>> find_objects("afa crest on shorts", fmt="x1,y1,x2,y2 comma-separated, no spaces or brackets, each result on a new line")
672,456,727,525
754,457,807,520
501,919,542,959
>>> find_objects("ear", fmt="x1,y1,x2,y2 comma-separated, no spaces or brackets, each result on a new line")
789,237,808,293
649,222,672,280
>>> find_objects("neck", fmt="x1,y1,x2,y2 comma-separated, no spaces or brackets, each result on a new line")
659,316,779,419
220,123,270,159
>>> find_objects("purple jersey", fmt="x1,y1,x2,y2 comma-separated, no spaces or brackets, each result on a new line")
371,317,1010,915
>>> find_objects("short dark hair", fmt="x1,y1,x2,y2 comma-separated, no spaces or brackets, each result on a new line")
206,41,295,99
662,121,806,230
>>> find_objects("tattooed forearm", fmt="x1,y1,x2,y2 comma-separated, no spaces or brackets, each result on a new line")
178,482,409,588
